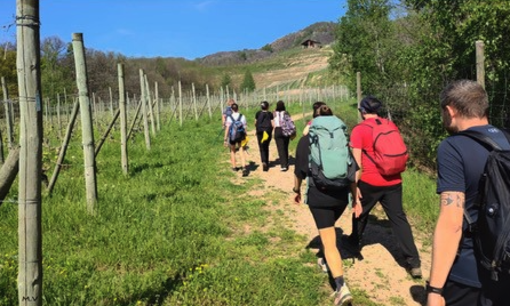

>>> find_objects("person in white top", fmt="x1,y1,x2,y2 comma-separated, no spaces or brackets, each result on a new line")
273,100,291,171
224,103,249,176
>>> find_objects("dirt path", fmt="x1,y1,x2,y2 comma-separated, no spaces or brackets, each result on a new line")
234,112,431,305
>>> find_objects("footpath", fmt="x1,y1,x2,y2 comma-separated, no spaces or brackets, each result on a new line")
228,112,431,305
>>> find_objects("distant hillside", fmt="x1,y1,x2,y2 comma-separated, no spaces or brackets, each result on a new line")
197,22,336,66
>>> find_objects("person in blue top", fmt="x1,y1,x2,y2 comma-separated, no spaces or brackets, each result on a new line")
427,80,510,306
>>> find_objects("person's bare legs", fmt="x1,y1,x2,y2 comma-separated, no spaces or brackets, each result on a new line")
239,146,247,169
319,226,352,305
318,227,343,278
230,144,237,168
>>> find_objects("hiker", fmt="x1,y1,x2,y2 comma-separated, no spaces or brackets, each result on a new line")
254,101,274,171
224,103,249,177
427,80,510,306
222,98,235,128
303,101,326,136
293,104,361,306
347,95,422,278
273,100,294,171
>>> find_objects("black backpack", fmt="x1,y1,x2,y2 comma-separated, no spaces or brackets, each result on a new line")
459,129,510,281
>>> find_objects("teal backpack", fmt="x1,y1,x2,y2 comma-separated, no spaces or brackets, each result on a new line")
309,116,354,191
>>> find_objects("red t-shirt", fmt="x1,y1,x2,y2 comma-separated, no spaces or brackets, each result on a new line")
350,117,402,186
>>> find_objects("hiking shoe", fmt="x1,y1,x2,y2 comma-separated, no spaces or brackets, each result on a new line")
281,167,288,172
262,163,269,172
407,267,422,279
242,168,249,177
333,284,353,306
231,167,239,172
317,257,329,273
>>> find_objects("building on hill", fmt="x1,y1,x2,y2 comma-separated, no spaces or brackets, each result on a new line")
301,39,321,49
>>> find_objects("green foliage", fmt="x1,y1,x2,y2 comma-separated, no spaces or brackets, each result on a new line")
220,73,232,89
261,44,273,53
240,69,256,92
238,51,248,61
329,0,510,169
0,48,17,97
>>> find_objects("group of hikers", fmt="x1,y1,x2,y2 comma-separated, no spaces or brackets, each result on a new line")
222,79,510,306
222,98,296,176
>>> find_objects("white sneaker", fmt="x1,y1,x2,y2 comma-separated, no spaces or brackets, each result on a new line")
317,257,328,273
333,284,353,306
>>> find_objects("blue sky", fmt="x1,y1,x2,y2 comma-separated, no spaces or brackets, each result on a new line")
0,0,345,59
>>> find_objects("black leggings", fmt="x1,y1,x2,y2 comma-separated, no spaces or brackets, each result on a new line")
309,205,347,229
256,130,272,164
274,127,290,168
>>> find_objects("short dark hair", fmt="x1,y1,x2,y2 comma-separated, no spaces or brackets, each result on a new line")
231,103,239,112
276,100,286,111
261,101,269,110
359,96,382,114
312,101,326,118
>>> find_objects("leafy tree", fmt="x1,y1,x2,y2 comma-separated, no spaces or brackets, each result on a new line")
41,36,74,100
261,44,273,53
220,73,232,90
329,0,396,95
0,45,17,97
240,70,256,92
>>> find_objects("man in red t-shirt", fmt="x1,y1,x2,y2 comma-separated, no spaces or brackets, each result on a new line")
348,95,422,278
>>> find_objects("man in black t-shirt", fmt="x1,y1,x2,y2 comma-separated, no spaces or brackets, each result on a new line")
254,101,274,171
427,80,510,306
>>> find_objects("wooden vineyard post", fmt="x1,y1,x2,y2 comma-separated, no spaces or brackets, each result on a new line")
178,81,183,127
192,83,198,121
118,64,128,175
72,33,98,214
139,69,151,150
16,0,43,304
47,100,79,195
95,108,120,157
2,76,15,150
476,40,485,89
109,86,114,118
127,99,142,140
155,81,160,132
357,71,362,123
144,74,156,135
206,84,212,120
56,93,62,139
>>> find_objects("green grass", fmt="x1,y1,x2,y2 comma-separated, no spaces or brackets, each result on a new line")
0,98,439,305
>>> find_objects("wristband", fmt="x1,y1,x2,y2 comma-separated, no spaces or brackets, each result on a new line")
292,187,300,194
425,281,443,295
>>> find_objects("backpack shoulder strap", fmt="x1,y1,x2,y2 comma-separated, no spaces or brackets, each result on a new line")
457,130,502,151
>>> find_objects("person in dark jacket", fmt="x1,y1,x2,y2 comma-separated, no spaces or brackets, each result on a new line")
254,101,274,171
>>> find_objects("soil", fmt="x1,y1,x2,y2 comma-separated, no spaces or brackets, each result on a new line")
229,112,431,306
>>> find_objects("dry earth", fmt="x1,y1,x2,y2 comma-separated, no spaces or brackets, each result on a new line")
227,112,432,306
253,48,333,89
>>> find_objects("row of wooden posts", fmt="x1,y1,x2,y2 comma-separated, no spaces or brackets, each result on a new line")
8,0,351,302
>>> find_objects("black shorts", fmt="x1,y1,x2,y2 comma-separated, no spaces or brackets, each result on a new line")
309,206,346,229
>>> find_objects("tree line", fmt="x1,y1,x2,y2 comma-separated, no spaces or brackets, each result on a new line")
329,0,510,169
1,36,258,105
